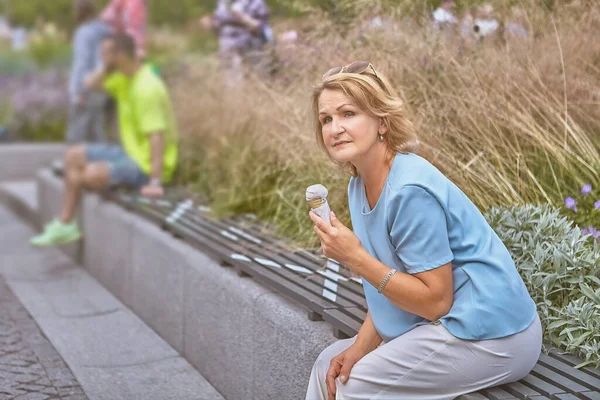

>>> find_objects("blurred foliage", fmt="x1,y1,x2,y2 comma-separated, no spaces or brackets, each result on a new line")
28,27,71,68
0,0,304,30
1,0,577,31
11,118,66,142
0,50,37,74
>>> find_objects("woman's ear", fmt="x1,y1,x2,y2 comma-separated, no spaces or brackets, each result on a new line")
379,118,389,135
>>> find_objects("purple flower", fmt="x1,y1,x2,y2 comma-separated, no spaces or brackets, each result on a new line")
595,200,600,210
582,184,592,195
565,197,577,212
582,228,590,235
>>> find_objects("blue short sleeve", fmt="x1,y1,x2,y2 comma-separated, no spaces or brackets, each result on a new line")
389,185,454,274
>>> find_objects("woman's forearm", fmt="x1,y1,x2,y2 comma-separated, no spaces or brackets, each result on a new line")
354,312,382,352
350,249,453,321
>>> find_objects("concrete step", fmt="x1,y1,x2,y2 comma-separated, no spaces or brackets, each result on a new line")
0,204,226,400
0,180,39,228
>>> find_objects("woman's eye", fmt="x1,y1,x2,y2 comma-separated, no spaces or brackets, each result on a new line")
323,117,332,124
344,111,354,117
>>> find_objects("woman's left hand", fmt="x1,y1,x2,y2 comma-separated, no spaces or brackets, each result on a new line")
310,211,363,269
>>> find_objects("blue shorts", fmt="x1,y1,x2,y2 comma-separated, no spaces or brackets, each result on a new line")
85,143,149,188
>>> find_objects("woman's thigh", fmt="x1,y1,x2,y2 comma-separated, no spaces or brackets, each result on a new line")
337,319,541,400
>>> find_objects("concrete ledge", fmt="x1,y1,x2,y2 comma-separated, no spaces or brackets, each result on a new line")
0,143,66,182
129,216,188,354
83,194,135,308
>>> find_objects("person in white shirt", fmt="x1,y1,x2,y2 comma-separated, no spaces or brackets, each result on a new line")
433,0,457,31
474,4,499,39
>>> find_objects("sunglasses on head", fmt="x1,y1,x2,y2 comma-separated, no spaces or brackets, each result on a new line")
322,60,378,81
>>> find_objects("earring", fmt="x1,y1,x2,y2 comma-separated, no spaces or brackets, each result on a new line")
378,134,384,142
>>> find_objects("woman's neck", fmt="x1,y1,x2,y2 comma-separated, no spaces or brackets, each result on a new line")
355,147,394,209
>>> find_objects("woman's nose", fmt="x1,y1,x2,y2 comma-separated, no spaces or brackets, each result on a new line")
331,118,344,135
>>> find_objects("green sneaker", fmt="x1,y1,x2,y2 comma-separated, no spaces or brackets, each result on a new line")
30,219,82,247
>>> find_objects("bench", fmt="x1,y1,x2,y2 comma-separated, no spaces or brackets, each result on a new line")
102,188,600,400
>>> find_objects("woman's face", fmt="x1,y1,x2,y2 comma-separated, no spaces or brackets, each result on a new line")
318,89,384,165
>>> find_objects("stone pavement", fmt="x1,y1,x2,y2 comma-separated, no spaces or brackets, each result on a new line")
0,277,87,400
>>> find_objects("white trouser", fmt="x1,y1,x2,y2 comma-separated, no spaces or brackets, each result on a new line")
305,315,542,400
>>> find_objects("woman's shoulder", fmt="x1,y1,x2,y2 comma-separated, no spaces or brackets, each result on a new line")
387,153,448,195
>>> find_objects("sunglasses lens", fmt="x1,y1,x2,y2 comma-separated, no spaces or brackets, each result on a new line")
346,60,371,74
322,66,343,80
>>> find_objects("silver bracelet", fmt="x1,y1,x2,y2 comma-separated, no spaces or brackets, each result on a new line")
377,269,397,293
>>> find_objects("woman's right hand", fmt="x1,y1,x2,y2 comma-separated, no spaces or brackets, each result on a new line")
326,343,370,400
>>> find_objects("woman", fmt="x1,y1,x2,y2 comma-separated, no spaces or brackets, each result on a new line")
67,0,111,143
305,61,541,400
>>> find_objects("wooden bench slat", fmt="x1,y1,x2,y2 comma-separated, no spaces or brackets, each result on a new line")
531,364,590,393
538,354,600,391
321,308,363,338
548,352,600,381
520,374,567,397
457,393,491,399
554,394,584,400
578,392,600,400
501,381,547,398
481,387,519,399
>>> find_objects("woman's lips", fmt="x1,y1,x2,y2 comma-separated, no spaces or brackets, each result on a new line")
333,141,351,147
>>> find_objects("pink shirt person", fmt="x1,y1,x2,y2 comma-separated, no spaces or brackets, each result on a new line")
100,0,147,57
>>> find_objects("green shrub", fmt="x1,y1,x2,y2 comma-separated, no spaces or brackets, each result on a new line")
486,204,600,368
28,36,71,68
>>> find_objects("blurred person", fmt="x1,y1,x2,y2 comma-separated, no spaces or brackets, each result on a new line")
9,17,27,51
200,0,271,82
457,7,480,50
474,4,500,40
67,0,112,143
305,61,542,399
30,33,178,247
358,6,397,42
460,8,474,37
100,0,147,58
0,15,12,41
505,7,529,40
432,0,457,31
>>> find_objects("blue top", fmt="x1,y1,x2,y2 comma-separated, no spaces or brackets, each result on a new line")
69,20,111,103
348,153,537,342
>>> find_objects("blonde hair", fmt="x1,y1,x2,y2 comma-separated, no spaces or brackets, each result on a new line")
311,70,419,177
